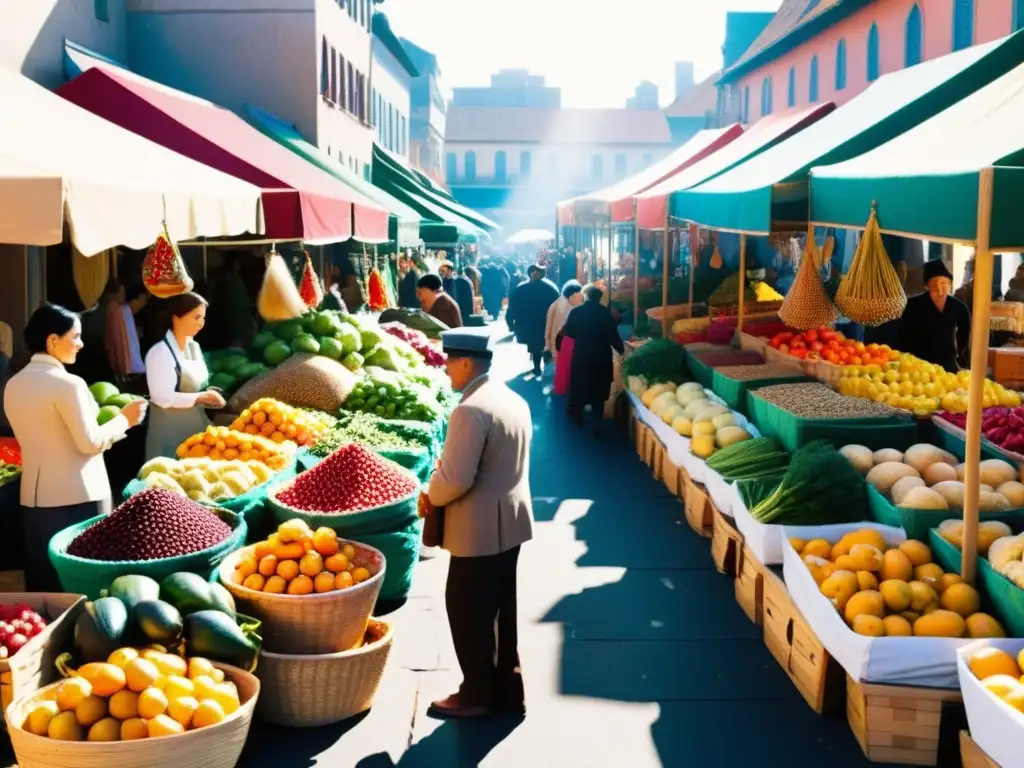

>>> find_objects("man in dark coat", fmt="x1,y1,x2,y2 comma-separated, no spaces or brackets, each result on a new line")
562,285,624,431
439,262,456,296
896,260,971,372
417,273,463,329
452,269,475,323
480,264,509,319
506,265,560,376
398,259,422,309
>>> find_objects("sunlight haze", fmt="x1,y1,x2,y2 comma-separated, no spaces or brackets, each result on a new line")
380,0,783,108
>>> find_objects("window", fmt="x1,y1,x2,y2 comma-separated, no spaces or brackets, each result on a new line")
760,77,773,116
835,39,848,90
591,155,603,181
742,86,750,122
347,63,355,112
614,153,627,179
787,67,796,107
320,39,329,97
371,88,378,126
446,152,457,182
953,0,974,51
867,23,880,82
809,55,820,101
495,150,507,181
330,47,338,102
339,55,347,110
521,151,532,178
906,4,924,66
95,0,109,22
400,116,406,153
358,74,366,121
465,151,477,182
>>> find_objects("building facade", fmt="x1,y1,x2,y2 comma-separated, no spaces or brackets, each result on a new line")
718,0,1023,126
444,104,674,232
402,38,447,184
370,12,416,161
452,69,562,108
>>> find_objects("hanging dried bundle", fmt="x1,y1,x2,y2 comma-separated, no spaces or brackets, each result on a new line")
709,231,723,269
822,235,835,268
834,209,906,325
778,232,838,330
72,246,110,309
258,250,306,321
298,251,324,309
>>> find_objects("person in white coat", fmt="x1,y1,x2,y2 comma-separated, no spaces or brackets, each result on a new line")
144,292,225,461
4,304,146,591
544,279,583,361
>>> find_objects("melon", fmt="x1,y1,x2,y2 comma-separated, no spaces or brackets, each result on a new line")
866,462,920,494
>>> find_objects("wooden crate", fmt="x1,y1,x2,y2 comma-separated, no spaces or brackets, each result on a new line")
635,423,649,461
762,568,793,669
1,593,85,719
959,731,999,768
847,676,962,766
662,458,683,496
734,544,764,625
650,437,665,481
710,505,743,577
683,477,713,538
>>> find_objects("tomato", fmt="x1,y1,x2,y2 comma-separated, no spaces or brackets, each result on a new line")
810,340,825,352
825,351,840,364
819,329,836,342
804,329,819,342
791,347,808,359
779,344,790,354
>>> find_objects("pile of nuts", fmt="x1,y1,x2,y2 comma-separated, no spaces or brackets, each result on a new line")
753,382,906,420
715,364,807,382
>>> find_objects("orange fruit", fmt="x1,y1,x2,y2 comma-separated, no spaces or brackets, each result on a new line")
352,567,371,583
263,575,287,594
970,647,1020,680
276,559,300,581
287,575,314,595
341,543,356,560
258,555,278,577
242,573,265,591
334,571,354,589
313,572,336,593
325,553,349,573
299,551,323,578
313,528,339,557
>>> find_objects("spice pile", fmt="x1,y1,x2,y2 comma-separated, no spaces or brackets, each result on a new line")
274,443,418,514
714,364,806,381
753,382,905,420
66,490,234,561
310,412,427,458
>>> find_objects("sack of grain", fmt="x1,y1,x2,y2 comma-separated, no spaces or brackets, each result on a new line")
228,353,358,413
258,251,306,321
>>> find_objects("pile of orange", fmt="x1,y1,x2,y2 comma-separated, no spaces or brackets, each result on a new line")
176,426,292,468
229,519,376,595
229,398,327,447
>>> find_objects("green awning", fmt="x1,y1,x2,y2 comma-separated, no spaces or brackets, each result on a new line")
241,105,422,246
372,143,500,232
673,32,1024,234
811,47,1024,250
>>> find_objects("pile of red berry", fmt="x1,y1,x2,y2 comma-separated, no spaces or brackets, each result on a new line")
0,604,48,659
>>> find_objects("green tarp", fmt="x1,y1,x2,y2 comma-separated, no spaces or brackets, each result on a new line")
372,143,499,233
242,105,422,246
672,32,1024,234
811,44,1024,249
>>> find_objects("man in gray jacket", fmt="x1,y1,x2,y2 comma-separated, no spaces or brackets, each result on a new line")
422,328,534,718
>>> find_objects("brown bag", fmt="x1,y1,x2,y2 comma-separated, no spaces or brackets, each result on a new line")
421,504,445,548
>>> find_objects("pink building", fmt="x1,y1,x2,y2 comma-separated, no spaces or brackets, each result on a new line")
718,0,1023,125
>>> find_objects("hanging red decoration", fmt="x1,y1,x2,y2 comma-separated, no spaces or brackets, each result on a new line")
298,251,324,308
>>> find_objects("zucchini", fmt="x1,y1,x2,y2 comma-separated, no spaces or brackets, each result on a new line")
133,600,184,645
185,610,260,671
74,597,128,663
108,574,160,612
160,572,236,618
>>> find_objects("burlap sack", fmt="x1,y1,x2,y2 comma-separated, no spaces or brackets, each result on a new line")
228,353,358,413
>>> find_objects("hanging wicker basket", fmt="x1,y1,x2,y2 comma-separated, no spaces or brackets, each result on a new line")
778,230,837,330
835,207,907,325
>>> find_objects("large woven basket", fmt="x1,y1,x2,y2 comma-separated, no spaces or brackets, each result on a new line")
218,542,385,654
255,619,393,727
4,662,259,768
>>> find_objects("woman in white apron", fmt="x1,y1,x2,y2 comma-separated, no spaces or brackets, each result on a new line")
144,293,225,461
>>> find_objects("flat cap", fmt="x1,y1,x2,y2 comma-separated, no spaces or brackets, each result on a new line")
440,327,494,358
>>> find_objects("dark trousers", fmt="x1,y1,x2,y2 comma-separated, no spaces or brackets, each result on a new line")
530,351,543,372
23,499,109,592
445,546,523,709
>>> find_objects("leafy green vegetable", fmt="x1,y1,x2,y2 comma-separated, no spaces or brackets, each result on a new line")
622,339,687,380
706,437,789,481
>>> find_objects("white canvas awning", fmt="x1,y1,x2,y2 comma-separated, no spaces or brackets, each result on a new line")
0,64,264,255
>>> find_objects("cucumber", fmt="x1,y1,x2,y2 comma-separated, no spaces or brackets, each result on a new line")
160,572,236,618
74,597,128,663
108,574,160,612
134,600,184,645
185,610,259,671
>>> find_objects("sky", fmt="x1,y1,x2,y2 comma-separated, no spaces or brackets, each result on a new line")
380,0,782,108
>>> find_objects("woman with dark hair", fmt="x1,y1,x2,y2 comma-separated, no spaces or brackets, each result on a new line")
4,303,146,590
561,285,624,431
144,292,225,460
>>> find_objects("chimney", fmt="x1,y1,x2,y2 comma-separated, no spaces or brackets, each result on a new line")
675,61,695,100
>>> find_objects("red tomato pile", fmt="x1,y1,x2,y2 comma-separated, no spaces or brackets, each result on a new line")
768,327,900,366
0,604,47,659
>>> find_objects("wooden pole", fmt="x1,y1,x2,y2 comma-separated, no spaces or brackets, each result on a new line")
737,233,748,333
632,220,640,330
687,232,695,319
961,167,996,585
661,210,670,338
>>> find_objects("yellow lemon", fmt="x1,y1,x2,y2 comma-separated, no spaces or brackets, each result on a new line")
24,700,60,736
212,683,240,715
192,699,226,728
87,717,121,742
192,674,218,700
120,717,149,741
55,678,93,712
150,653,187,679
187,657,216,680
211,668,225,683
167,695,199,728
74,695,108,727
108,690,140,720
107,647,140,669
48,710,85,741
147,713,184,738
163,675,195,701
137,687,168,719
124,658,161,692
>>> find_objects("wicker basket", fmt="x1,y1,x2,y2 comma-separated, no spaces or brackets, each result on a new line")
4,662,259,768
255,619,393,727
218,542,385,655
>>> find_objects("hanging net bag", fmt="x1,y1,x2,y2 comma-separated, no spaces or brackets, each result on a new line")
258,248,307,321
834,207,907,325
778,229,837,330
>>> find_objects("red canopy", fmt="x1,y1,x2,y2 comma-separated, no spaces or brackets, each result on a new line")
57,67,389,243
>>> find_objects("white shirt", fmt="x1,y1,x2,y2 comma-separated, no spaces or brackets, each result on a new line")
144,332,209,409
4,354,128,507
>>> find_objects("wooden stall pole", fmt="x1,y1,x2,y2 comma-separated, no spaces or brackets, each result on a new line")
961,167,996,585
687,228,695,318
632,221,640,329
737,233,748,333
202,244,208,282
661,210,671,338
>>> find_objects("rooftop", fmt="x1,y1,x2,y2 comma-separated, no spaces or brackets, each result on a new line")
445,107,674,144
372,12,419,78
664,71,720,118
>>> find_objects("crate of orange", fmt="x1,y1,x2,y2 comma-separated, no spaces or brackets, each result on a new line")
175,426,295,469
217,518,385,654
